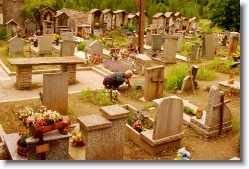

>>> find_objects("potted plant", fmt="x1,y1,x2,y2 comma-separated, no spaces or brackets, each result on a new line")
110,52,118,61
16,130,30,156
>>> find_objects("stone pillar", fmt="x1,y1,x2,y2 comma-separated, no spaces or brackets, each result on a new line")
16,65,32,89
77,105,129,160
26,130,71,160
60,64,76,84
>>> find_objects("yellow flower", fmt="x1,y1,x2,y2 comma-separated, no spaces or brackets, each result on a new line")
52,33,60,41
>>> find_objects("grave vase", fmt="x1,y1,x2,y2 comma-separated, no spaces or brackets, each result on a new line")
16,140,27,156
56,40,59,46
34,41,38,47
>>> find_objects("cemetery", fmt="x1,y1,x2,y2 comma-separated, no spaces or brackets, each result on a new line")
0,1,241,161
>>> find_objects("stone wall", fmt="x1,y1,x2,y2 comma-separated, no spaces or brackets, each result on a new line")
2,0,25,26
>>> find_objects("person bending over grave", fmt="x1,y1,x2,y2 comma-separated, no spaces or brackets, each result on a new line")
103,70,133,90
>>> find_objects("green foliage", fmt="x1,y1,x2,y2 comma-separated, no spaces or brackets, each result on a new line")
126,23,138,32
181,40,191,56
207,0,240,31
164,64,189,91
205,57,240,75
80,88,118,106
196,67,218,81
126,88,142,100
77,41,86,51
0,27,8,40
184,106,195,116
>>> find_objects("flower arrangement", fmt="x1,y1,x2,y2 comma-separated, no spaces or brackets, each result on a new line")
13,106,63,128
33,34,38,42
89,54,102,64
18,130,30,148
110,52,118,59
52,33,60,41
175,147,192,160
103,60,133,72
71,131,85,146
127,110,151,133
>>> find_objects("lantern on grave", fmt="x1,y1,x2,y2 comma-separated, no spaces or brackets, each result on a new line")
196,108,203,119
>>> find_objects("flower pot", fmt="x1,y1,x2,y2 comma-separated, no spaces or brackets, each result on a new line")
16,140,27,156
56,40,59,46
34,41,38,47
76,141,85,146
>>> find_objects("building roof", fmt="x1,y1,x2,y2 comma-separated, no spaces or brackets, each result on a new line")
54,11,70,18
152,13,165,19
102,9,113,14
57,8,88,25
88,8,101,14
165,12,174,18
113,10,128,14
174,12,182,17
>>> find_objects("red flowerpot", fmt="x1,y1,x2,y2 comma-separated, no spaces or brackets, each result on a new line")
16,140,27,156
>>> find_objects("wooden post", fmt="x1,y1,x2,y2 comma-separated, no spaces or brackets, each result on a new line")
138,0,145,54
187,57,195,94
213,92,231,135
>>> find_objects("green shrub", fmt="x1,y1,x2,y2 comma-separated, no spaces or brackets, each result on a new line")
80,88,118,106
181,42,192,56
126,23,138,32
77,42,86,51
184,106,195,116
0,27,8,40
205,57,240,75
164,64,189,91
196,67,218,81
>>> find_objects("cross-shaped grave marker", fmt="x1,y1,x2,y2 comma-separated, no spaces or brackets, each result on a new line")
213,92,231,135
151,67,165,98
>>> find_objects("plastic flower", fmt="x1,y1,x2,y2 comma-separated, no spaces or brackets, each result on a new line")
175,147,191,160
52,33,60,41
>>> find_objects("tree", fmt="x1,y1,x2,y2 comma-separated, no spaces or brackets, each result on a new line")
207,0,240,32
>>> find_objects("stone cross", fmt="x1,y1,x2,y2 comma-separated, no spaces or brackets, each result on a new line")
151,67,165,98
213,92,231,134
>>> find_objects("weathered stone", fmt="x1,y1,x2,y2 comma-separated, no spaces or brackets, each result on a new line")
8,36,24,56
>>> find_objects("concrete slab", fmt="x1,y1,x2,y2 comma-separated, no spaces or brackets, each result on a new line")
218,80,240,90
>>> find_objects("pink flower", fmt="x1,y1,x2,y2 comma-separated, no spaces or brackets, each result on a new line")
49,113,55,120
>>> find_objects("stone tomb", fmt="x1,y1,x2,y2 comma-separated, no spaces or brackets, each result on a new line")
134,54,152,76
89,40,103,58
43,72,68,115
3,130,71,160
124,96,184,155
161,35,179,63
218,80,240,91
174,86,232,138
143,65,165,101
8,36,24,56
60,40,76,57
30,35,52,56
77,104,129,160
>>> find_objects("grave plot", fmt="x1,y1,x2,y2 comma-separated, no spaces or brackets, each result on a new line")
154,85,232,138
123,96,184,155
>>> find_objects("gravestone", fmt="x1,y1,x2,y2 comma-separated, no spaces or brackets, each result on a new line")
201,36,206,57
161,35,179,63
213,36,220,51
38,35,52,55
181,65,199,92
8,36,24,55
224,30,230,39
204,34,214,60
138,96,184,154
151,34,162,51
43,72,68,115
89,40,103,57
60,32,74,41
60,40,76,57
146,33,152,46
85,39,94,53
78,104,130,160
190,44,201,62
228,32,240,56
144,65,165,101
134,54,152,76
132,36,138,49
93,29,103,36
221,35,227,46
173,33,183,53
26,21,37,34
